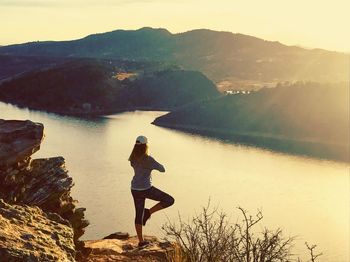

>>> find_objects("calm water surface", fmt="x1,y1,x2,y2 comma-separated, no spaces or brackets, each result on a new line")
1,102,349,261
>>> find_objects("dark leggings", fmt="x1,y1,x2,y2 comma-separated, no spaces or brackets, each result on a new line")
131,186,174,225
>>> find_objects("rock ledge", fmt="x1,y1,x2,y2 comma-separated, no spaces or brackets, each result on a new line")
83,234,175,262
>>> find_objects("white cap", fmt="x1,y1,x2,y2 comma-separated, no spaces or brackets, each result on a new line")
136,135,148,145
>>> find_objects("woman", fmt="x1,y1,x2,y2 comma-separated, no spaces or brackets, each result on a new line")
129,135,174,247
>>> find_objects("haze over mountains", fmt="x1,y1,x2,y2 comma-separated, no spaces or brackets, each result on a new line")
0,27,348,86
0,27,348,160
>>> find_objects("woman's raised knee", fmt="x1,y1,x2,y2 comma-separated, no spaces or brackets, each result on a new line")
163,195,175,208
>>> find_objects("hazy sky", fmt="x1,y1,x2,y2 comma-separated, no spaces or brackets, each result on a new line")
1,0,349,52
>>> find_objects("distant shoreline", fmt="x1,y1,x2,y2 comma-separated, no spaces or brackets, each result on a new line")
0,100,170,118
152,121,349,163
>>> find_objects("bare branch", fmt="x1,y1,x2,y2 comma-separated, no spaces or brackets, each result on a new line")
163,201,322,262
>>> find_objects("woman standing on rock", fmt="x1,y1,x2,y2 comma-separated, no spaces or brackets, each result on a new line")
129,135,174,247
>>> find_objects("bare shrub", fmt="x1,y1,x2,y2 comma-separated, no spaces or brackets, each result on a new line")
162,202,321,262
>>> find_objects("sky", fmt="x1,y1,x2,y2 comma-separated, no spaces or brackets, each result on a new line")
1,0,349,52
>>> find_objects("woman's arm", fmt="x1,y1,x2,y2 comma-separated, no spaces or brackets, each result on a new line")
148,156,165,172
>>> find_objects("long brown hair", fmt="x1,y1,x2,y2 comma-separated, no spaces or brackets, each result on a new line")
128,143,148,163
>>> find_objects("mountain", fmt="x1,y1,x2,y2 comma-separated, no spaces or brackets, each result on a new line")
153,82,349,161
0,60,219,115
0,28,347,85
0,28,173,60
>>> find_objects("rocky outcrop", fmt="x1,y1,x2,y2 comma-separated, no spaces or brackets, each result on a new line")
82,234,175,262
0,119,43,167
0,199,75,261
0,119,88,259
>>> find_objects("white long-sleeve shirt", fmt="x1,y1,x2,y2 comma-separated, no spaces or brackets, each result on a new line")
130,155,165,190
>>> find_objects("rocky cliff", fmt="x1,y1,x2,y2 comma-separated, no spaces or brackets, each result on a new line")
0,119,88,260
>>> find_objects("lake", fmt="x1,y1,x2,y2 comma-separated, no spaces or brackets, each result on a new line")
1,102,348,261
